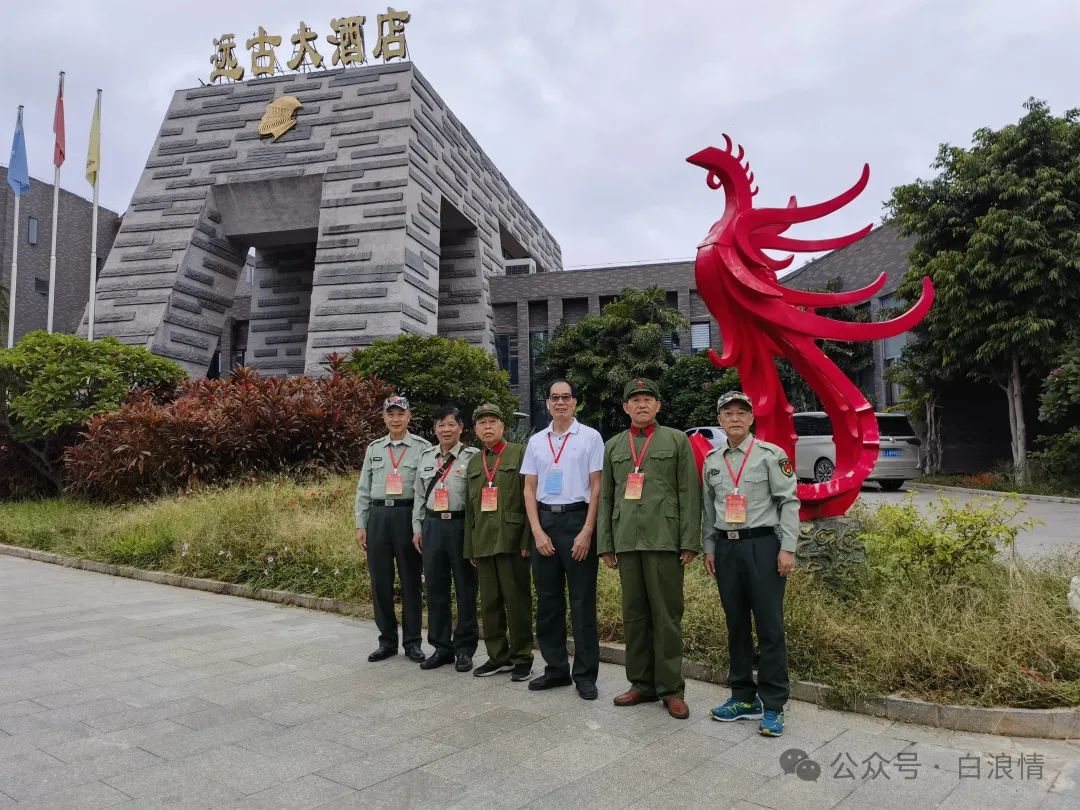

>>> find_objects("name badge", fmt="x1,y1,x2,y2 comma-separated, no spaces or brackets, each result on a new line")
624,472,645,500
543,468,564,496
385,473,403,496
725,493,747,524
433,485,449,512
481,486,499,512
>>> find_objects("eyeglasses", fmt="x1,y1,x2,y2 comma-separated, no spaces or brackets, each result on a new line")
548,394,575,403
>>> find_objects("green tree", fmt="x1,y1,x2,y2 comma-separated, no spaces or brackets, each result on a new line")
0,283,8,346
658,353,739,430
0,332,186,494
887,99,1080,482
1030,337,1080,481
340,334,516,435
536,286,688,437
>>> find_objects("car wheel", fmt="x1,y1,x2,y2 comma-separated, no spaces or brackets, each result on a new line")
813,458,834,483
879,480,905,492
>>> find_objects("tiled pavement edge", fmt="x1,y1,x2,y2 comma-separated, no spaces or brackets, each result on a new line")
2,542,1077,741
1,555,1078,810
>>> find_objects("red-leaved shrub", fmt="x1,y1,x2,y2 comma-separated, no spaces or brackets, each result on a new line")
64,364,391,502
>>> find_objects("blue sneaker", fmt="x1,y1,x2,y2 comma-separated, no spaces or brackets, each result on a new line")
711,696,763,722
759,709,785,736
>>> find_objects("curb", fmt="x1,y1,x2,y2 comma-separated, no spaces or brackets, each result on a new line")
1,542,1075,740
908,482,1080,505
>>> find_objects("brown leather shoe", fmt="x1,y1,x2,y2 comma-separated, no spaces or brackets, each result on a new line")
613,689,658,707
663,697,690,719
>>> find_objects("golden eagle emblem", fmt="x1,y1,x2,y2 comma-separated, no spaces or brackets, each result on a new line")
258,96,302,141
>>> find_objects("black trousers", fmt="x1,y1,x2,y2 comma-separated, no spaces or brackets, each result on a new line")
532,508,599,685
367,505,423,650
421,515,478,658
715,531,789,710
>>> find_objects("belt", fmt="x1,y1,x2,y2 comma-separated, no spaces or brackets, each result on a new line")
373,498,414,508
722,526,777,540
426,511,464,521
538,502,588,513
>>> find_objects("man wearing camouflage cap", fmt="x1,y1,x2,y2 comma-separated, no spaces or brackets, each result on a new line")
598,378,701,719
703,391,799,737
355,395,431,663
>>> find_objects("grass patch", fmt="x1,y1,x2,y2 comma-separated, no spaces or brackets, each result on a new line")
2,478,1078,709
918,473,1080,498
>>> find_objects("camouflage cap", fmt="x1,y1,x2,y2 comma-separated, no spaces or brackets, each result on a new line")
382,395,411,412
472,402,505,421
622,378,660,401
716,391,753,411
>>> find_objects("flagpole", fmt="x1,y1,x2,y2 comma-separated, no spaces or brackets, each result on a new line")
46,71,64,334
7,190,19,349
87,89,101,342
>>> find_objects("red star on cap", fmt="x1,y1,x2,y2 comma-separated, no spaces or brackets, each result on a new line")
636,379,644,386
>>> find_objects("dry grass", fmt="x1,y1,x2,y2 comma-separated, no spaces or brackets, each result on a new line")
2,477,1078,708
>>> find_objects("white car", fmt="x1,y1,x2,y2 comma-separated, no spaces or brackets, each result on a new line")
685,426,727,450
792,411,921,491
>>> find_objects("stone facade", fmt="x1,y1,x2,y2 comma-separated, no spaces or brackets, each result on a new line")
80,61,561,376
0,167,121,341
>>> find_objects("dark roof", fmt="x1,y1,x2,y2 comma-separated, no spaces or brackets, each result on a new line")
781,222,914,296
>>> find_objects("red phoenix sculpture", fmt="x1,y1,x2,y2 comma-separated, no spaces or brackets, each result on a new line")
687,136,934,519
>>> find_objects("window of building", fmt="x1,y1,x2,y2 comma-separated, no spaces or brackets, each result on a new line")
27,216,38,245
230,320,249,370
690,322,711,354
661,331,681,352
495,333,518,387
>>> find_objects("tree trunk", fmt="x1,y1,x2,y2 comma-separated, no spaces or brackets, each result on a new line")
923,393,943,474
1010,354,1029,484
1002,375,1017,467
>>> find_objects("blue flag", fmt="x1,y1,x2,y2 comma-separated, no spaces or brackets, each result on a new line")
7,106,29,197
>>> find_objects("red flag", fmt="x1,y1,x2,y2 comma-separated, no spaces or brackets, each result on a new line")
52,72,65,168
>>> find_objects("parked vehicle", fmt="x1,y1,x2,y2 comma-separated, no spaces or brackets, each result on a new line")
685,425,727,450
792,412,921,491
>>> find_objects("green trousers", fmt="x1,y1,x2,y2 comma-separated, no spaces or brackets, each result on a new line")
618,550,685,700
476,552,534,666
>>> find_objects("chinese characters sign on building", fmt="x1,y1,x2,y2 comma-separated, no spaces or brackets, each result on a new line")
210,8,410,84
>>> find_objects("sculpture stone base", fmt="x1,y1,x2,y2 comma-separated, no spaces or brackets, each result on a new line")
796,516,867,585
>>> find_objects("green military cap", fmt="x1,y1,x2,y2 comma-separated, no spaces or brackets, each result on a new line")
623,377,660,401
717,390,753,411
472,401,505,421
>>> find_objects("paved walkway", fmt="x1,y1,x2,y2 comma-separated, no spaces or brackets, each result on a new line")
0,555,1077,809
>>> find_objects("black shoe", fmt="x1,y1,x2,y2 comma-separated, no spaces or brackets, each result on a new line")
454,653,473,673
368,646,397,662
576,681,599,700
510,662,533,682
404,646,426,663
419,653,453,670
473,659,513,677
528,674,572,691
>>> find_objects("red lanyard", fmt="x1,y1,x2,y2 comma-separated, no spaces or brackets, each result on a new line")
628,430,655,473
482,443,505,487
547,430,571,465
436,451,456,485
723,438,756,492
387,443,407,472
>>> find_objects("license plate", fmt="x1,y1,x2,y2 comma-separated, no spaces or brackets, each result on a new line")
881,448,903,458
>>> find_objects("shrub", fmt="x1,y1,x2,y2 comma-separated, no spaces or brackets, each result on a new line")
858,493,1035,581
64,363,390,501
0,332,186,497
340,335,517,434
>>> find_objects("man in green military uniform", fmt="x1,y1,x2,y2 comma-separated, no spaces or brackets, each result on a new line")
412,405,480,672
464,402,534,681
355,395,431,663
703,391,799,737
598,379,701,719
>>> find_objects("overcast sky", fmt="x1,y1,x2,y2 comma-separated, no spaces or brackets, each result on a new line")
3,0,1078,269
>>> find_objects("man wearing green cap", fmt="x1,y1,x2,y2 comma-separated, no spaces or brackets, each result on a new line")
464,402,534,682
598,378,701,719
703,391,799,737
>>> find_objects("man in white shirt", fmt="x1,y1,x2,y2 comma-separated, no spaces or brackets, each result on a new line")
521,379,605,700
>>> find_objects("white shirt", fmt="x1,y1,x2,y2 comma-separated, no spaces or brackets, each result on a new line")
521,418,605,504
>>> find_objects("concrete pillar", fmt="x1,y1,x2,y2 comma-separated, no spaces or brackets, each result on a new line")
247,248,313,376
588,295,601,316
547,296,563,336
677,287,692,356
516,300,531,411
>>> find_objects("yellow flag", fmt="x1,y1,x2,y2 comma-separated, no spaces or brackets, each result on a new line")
85,91,101,187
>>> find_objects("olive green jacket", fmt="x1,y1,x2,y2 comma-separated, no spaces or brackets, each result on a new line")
598,424,702,555
464,442,530,559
